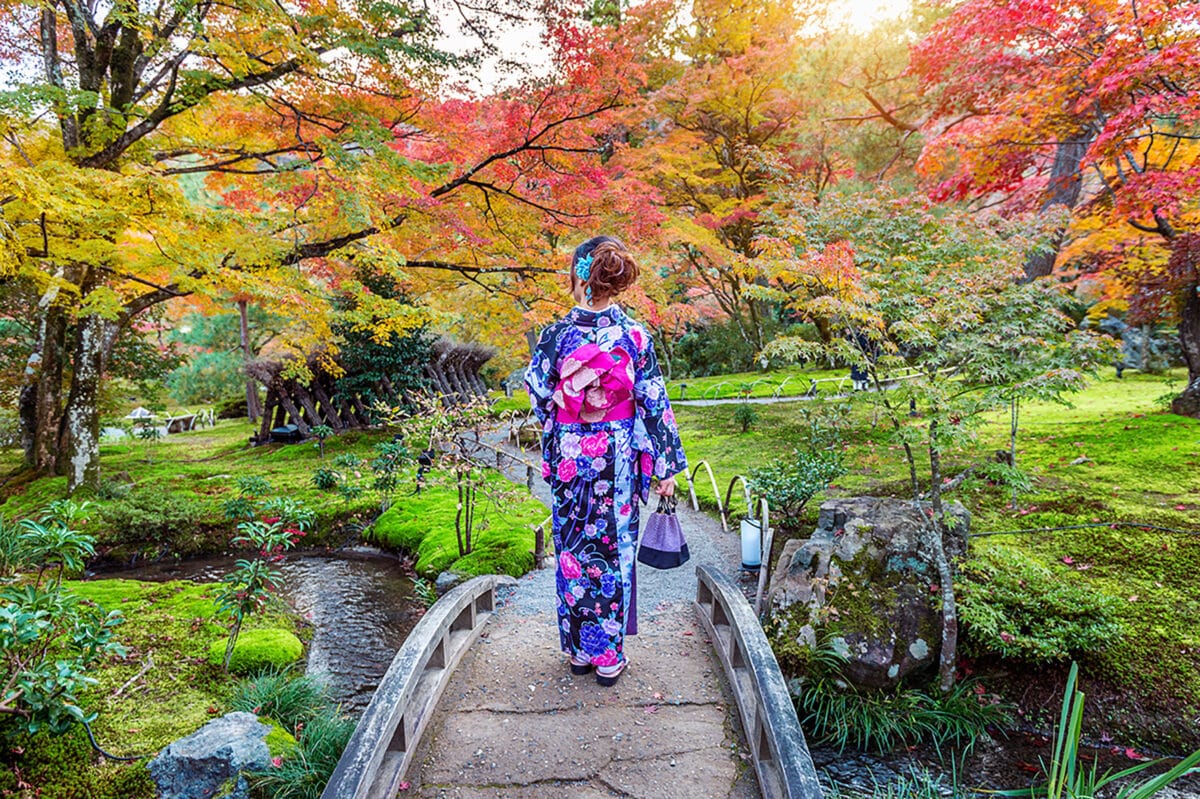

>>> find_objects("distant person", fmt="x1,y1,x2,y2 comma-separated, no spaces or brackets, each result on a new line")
848,330,876,391
524,236,687,687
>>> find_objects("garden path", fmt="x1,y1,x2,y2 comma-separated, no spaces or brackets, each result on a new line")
400,431,762,798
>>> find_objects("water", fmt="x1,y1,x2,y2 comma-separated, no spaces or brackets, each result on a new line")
91,550,423,713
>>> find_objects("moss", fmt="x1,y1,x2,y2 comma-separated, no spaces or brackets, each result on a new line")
207,628,304,675
59,578,300,762
0,726,154,799
679,369,1200,746
369,470,548,577
261,717,298,758
1,420,388,559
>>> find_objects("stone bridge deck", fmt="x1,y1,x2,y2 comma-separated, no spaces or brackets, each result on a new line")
403,434,762,798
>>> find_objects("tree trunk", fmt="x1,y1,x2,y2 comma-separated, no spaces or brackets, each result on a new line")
927,419,959,694
1172,284,1200,418
20,305,67,473
1022,132,1092,281
238,299,261,422
64,314,113,492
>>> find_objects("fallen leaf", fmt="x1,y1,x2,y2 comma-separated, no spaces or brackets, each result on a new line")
1062,556,1074,565
643,705,659,714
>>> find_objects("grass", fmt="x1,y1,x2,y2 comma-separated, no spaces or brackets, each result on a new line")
0,420,388,560
666,363,846,400
674,369,1200,749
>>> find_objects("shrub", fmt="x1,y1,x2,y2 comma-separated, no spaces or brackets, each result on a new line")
748,450,846,524
249,707,355,799
311,467,340,491
100,489,202,545
795,675,1010,755
215,395,249,419
231,669,327,732
732,402,759,433
957,546,1122,662
206,628,303,675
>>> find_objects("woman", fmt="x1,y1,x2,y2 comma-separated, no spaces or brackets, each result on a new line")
525,236,687,687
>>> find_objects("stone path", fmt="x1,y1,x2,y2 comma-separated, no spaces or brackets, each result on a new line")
402,433,762,798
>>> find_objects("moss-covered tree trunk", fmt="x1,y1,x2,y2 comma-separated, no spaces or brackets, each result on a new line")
926,419,959,694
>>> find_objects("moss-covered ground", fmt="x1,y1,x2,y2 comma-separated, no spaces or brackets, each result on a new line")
369,470,550,578
0,577,301,797
674,369,1200,750
0,420,389,561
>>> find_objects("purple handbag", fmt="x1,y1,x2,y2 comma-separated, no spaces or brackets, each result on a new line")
637,496,689,570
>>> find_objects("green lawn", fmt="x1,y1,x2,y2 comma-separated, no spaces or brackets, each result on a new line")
675,369,1200,748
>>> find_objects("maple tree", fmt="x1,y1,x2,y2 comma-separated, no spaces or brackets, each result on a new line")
763,187,1114,691
607,0,835,354
911,0,1200,416
0,0,640,491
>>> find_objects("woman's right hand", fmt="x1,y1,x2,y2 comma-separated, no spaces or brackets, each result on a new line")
654,476,676,497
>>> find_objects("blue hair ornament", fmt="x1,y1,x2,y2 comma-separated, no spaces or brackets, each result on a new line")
574,253,594,303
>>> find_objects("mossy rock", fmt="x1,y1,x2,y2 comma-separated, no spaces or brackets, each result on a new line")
207,628,304,674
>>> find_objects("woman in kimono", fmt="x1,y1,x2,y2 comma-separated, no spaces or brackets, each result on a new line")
525,236,687,687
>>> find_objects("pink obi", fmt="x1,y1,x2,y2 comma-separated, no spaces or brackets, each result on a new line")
553,343,636,423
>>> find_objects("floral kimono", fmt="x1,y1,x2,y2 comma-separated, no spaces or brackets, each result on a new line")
525,305,687,669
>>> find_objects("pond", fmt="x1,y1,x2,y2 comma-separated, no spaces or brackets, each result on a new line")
90,549,423,713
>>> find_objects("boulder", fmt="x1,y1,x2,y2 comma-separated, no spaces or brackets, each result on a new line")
767,497,968,690
435,570,467,596
149,711,272,799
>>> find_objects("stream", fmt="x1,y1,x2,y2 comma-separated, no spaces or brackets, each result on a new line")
90,549,423,714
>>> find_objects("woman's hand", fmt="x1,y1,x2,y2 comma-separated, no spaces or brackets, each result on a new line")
654,476,676,497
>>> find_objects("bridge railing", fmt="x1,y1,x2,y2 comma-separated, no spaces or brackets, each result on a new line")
320,574,516,799
695,565,823,799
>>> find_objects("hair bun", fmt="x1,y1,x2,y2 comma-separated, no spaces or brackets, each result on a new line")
586,240,640,298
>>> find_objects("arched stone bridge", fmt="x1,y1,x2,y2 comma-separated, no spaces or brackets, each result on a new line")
320,458,823,799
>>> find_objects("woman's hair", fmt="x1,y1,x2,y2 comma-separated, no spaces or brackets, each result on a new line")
572,235,640,299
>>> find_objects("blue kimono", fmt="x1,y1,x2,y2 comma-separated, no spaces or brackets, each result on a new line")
525,305,687,669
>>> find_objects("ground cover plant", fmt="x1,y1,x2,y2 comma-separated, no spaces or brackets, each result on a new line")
675,368,1200,751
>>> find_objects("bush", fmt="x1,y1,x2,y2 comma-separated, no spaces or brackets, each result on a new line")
795,675,1010,755
231,669,327,732
957,546,1122,662
99,488,202,545
249,707,355,799
748,450,846,524
215,395,249,419
732,402,759,433
311,467,340,491
207,628,304,675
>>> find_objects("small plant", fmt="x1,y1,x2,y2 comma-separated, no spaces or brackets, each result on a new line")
0,503,126,734
748,450,846,524
336,483,365,503
997,662,1200,798
231,668,327,731
224,475,273,521
309,424,334,458
370,440,410,511
0,516,24,577
215,499,312,671
135,423,162,462
412,577,438,608
249,706,355,799
825,766,959,799
311,467,340,491
957,547,1121,662
732,401,759,433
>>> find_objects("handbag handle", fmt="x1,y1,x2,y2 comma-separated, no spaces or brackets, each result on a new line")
655,494,677,515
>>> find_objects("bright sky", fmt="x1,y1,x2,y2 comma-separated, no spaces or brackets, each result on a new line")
443,0,915,95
